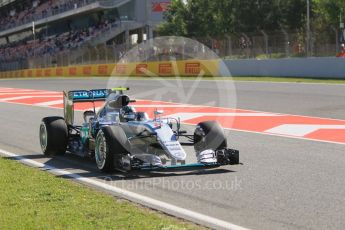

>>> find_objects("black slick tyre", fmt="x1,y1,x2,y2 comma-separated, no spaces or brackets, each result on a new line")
194,121,227,153
95,126,129,173
39,116,68,156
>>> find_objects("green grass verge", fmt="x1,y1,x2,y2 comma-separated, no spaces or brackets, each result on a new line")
0,157,201,230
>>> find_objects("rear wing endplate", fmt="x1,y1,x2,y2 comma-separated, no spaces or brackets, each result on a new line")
63,87,129,125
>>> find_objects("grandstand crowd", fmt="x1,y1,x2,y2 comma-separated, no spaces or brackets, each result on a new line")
0,0,95,31
0,19,115,62
0,0,119,62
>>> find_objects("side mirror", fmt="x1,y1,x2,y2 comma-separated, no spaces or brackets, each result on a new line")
154,110,164,116
154,109,164,120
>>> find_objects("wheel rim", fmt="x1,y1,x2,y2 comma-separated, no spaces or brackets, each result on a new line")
39,123,48,152
95,131,107,169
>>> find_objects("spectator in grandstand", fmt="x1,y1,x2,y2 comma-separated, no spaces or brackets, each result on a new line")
0,0,94,31
0,17,117,62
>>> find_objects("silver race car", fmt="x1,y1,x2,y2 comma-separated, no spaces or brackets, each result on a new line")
39,88,239,172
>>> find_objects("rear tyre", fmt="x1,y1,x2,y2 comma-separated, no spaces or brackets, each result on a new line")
95,126,129,173
194,121,227,153
39,117,68,156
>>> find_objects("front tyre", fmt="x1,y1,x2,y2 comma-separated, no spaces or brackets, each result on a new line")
194,121,227,153
95,126,129,173
39,117,68,156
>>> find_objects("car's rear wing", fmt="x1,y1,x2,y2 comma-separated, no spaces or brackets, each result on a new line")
68,89,109,102
63,87,129,125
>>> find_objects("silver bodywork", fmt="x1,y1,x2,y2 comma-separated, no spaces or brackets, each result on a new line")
61,88,238,171
96,113,192,166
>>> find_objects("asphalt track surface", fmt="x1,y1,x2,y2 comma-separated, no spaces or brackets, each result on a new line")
1,78,345,230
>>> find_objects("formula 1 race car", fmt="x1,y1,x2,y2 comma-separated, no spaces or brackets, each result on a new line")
39,88,239,172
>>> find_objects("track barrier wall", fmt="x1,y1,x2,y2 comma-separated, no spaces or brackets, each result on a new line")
0,60,219,78
1,57,345,79
224,57,345,78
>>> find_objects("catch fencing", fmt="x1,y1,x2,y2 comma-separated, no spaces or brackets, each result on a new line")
0,29,344,72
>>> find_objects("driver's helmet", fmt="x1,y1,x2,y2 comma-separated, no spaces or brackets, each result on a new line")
121,105,136,121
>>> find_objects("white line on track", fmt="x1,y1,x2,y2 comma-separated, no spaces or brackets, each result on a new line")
0,92,60,95
0,89,50,92
34,100,64,106
0,88,28,92
0,95,61,101
0,148,250,230
0,96,32,101
168,112,283,121
265,124,345,137
133,104,204,108
219,125,345,146
0,87,15,90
